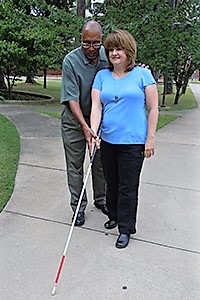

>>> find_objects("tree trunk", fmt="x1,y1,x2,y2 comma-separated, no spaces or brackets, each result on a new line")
161,68,168,107
25,75,36,84
0,71,7,89
182,77,189,94
77,0,85,17
174,85,181,104
43,68,47,89
6,67,12,100
166,77,173,94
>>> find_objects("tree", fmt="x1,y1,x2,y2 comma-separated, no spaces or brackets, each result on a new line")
11,0,78,84
0,0,27,99
0,0,81,97
95,0,200,105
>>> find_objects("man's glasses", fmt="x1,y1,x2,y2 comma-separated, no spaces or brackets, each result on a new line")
81,42,102,49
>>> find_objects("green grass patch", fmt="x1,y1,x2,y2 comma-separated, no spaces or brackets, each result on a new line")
14,79,61,104
34,109,61,119
158,84,197,110
0,114,20,212
157,114,178,129
188,80,200,84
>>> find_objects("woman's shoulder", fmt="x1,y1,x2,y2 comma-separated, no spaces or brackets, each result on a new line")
132,65,155,79
97,68,110,75
133,65,151,74
96,68,112,79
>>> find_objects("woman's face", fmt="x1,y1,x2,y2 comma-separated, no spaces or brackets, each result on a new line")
108,48,127,69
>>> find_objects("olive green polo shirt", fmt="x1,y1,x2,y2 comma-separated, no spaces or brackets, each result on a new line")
60,46,108,118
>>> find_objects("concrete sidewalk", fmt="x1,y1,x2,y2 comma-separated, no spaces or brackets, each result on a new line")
0,84,200,300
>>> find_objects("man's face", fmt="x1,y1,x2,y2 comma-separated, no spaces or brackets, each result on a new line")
81,30,102,61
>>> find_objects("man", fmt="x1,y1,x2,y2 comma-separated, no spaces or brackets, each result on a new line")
61,20,108,226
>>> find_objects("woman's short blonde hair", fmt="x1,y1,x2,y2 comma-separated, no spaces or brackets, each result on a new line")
104,29,137,72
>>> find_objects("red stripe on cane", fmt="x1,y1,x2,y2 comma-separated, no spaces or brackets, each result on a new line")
55,255,65,284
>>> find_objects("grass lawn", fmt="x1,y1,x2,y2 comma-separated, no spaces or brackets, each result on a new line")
157,84,198,110
0,78,198,212
15,79,61,103
0,114,20,212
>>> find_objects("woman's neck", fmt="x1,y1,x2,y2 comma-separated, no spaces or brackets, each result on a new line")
112,67,127,78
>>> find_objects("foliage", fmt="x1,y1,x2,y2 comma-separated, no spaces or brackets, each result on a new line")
95,0,200,103
0,0,27,98
0,0,82,98
1,0,199,104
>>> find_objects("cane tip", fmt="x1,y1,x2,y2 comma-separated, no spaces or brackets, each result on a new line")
51,286,56,296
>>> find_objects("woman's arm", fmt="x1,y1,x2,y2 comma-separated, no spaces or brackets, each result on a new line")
89,88,103,154
145,84,159,158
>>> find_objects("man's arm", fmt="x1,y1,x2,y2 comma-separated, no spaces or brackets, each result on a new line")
69,100,96,145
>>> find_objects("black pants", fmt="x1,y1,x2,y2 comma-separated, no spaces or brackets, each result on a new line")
101,140,145,234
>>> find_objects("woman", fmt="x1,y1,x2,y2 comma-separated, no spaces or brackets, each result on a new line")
90,29,158,249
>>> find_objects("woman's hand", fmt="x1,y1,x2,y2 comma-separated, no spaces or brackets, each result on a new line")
144,137,155,158
89,135,101,156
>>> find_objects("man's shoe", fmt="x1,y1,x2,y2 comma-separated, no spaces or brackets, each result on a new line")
72,212,85,226
104,220,117,229
115,234,130,249
94,202,108,215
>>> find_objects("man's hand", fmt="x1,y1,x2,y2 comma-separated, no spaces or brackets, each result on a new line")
82,124,96,143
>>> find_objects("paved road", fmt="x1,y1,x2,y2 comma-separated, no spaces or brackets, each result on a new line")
0,84,200,300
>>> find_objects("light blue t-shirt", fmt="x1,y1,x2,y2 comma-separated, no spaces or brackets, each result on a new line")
92,66,156,144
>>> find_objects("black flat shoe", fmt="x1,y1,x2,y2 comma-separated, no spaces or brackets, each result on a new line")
94,202,108,215
115,234,130,249
72,212,85,226
104,220,117,229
